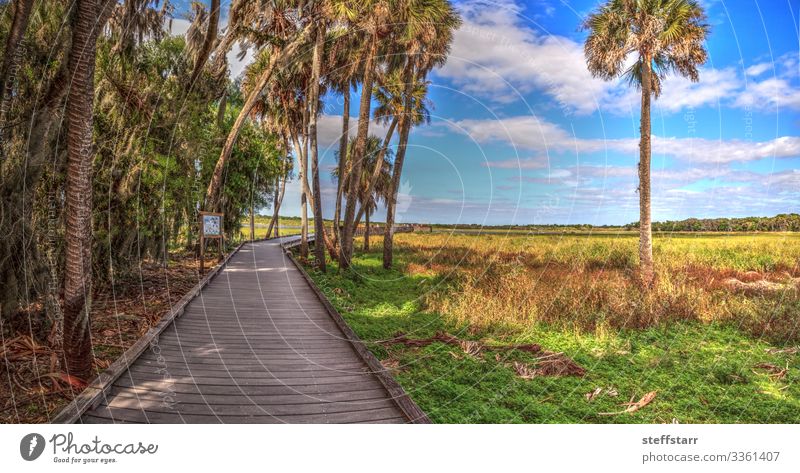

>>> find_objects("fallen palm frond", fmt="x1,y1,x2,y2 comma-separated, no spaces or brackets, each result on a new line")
510,353,586,378
599,391,657,416
753,362,789,380
381,331,542,354
381,331,584,378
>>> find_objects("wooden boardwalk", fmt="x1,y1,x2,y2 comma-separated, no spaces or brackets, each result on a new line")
70,237,425,424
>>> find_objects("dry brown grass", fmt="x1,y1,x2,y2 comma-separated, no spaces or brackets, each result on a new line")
375,232,800,342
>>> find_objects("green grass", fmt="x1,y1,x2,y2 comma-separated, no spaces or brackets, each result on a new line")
303,235,800,423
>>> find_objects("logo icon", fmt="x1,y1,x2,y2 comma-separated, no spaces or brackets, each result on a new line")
20,433,45,461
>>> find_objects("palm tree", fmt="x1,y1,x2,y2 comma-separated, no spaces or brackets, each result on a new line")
308,21,328,271
339,0,392,270
383,0,460,269
62,0,117,381
583,0,708,286
325,28,363,254
359,141,393,251
205,2,313,211
355,69,431,228
333,135,392,250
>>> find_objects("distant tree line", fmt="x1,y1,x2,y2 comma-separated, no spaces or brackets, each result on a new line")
625,214,800,232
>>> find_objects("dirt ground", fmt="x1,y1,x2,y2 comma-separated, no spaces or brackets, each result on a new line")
0,253,207,423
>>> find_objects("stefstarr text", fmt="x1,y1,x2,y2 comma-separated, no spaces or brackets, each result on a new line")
642,435,699,445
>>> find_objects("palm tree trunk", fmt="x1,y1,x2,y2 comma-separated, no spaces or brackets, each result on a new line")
332,89,349,251
309,24,326,271
383,70,415,269
186,0,220,91
340,34,377,269
63,0,103,381
639,56,654,286
271,138,291,238
364,209,370,251
249,205,255,241
0,0,35,139
205,23,312,211
266,171,280,238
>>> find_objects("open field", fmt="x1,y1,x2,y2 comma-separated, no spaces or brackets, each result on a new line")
302,232,800,423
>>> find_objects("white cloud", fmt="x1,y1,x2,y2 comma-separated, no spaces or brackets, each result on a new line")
316,114,394,158
746,62,771,77
451,115,800,164
605,68,742,114
483,157,548,169
437,0,609,115
438,0,800,115
735,77,800,110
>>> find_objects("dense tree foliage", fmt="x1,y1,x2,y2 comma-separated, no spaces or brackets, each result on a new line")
0,1,283,374
0,0,458,381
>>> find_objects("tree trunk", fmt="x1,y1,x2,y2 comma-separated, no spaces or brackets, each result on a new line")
216,90,227,129
364,209,370,251
309,24,326,271
332,88,349,252
0,0,35,138
205,23,312,211
63,0,103,381
267,137,290,238
340,34,377,269
638,56,654,287
266,175,280,238
186,0,220,91
293,128,310,257
249,205,255,241
383,69,415,269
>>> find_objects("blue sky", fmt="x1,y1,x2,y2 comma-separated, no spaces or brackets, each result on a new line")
173,0,800,225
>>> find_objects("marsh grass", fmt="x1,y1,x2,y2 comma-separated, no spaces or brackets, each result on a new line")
303,232,800,423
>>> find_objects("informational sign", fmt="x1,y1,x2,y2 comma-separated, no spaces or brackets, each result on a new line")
199,212,224,273
202,214,221,236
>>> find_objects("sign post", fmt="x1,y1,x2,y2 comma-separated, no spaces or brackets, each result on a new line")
199,211,224,274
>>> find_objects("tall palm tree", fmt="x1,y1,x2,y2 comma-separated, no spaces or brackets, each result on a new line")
383,0,460,269
63,0,117,381
583,0,708,286
308,21,328,270
325,27,362,254
355,69,431,228
339,0,392,270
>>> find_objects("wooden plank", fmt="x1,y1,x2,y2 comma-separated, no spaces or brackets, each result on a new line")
102,397,399,416
112,376,386,396
108,386,392,405
87,405,407,424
